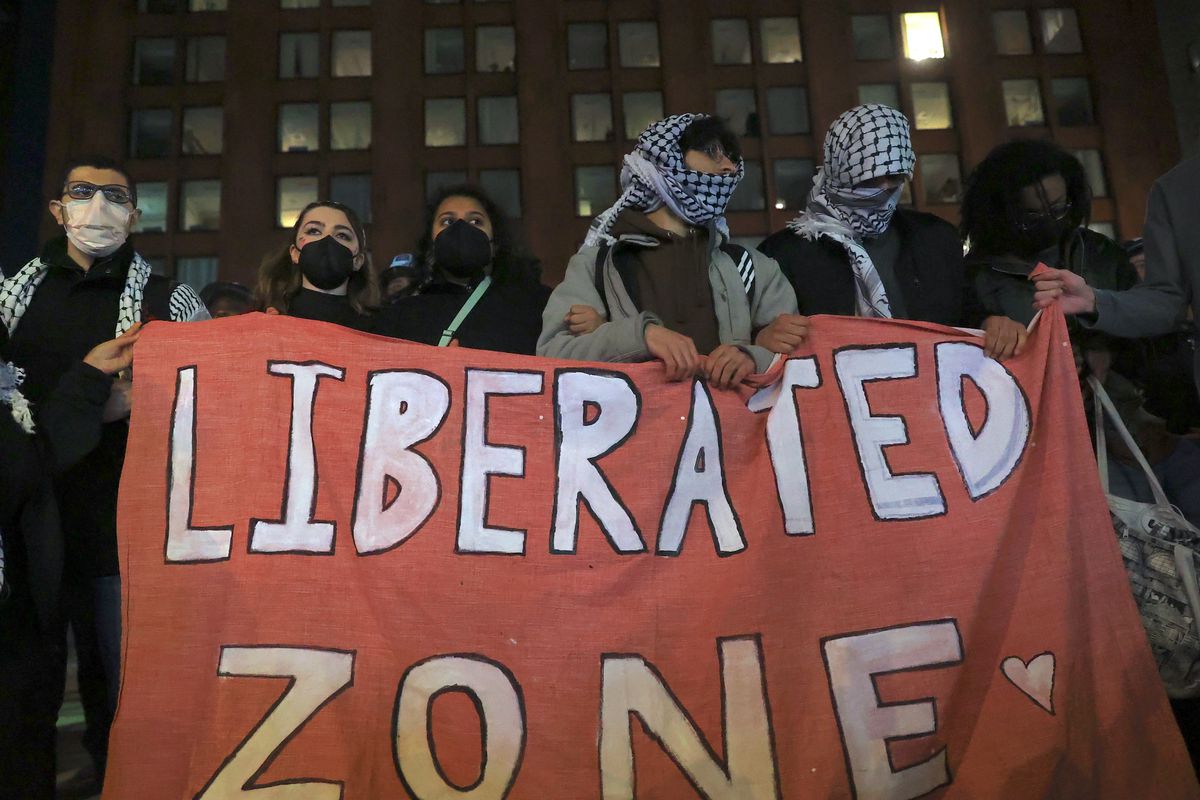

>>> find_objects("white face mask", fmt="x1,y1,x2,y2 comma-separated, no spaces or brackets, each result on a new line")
58,194,133,258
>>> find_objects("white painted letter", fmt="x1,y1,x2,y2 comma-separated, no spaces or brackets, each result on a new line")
600,636,778,799
353,371,451,555
935,343,1030,500
822,621,963,800
763,357,821,535
458,369,543,554
551,370,644,554
657,381,744,555
165,366,233,562
394,655,525,799
196,646,354,799
250,362,345,554
834,347,945,520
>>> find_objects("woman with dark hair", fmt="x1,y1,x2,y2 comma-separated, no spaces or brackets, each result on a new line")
962,139,1136,327
255,200,380,331
373,185,550,354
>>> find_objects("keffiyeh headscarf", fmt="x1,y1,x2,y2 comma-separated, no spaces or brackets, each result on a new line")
583,114,744,248
788,104,915,318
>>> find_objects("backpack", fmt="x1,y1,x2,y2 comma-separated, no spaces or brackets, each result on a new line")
591,241,756,320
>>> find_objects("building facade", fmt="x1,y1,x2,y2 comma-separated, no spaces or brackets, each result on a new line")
39,0,1181,289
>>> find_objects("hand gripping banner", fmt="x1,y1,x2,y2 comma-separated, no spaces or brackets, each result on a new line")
105,309,1198,799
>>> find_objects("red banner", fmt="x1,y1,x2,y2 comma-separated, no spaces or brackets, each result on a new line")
106,310,1197,798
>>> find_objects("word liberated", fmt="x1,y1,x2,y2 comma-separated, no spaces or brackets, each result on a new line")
195,623,964,800
165,342,1030,563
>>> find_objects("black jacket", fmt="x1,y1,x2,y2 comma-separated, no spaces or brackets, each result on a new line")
5,236,180,579
374,278,552,355
757,209,987,327
2,321,112,629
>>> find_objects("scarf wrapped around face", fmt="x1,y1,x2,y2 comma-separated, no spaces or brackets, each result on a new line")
787,104,915,318
583,114,744,249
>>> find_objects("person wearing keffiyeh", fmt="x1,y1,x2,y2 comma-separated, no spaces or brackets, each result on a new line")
756,104,1027,360
0,322,139,799
538,114,798,388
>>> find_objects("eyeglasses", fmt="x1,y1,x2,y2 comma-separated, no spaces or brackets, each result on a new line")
696,142,739,165
63,181,134,205
1016,199,1072,229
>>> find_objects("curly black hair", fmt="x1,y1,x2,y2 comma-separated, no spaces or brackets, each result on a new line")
960,138,1092,256
416,184,541,286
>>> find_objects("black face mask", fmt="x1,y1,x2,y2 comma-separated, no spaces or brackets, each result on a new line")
298,235,356,291
1013,216,1070,257
434,219,492,280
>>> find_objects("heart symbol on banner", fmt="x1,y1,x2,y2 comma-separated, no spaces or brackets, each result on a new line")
1001,653,1056,715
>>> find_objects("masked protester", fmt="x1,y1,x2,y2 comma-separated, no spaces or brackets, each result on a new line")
373,185,550,354
962,138,1135,328
0,155,207,795
537,114,797,389
255,201,380,331
755,105,1024,360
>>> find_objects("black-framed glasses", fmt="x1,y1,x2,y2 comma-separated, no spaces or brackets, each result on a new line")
63,181,134,205
1016,199,1072,229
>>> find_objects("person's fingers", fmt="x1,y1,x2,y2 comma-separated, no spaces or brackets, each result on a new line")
264,306,281,315
708,352,733,388
732,358,754,385
1013,328,1028,357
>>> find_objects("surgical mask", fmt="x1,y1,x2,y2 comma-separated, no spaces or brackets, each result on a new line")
57,194,133,258
433,219,492,280
298,235,356,290
830,185,903,237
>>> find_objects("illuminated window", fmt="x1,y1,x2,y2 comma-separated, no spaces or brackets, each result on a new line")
715,88,758,137
1002,79,1045,127
911,82,953,130
135,182,168,233
425,98,466,147
280,33,319,78
618,22,659,68
477,26,515,73
277,176,318,228
919,154,962,205
568,23,607,70
572,93,613,142
185,36,225,82
993,10,1033,55
425,28,464,74
176,258,218,291
711,19,751,65
182,107,223,155
180,180,221,231
332,30,371,77
1041,9,1083,54
331,101,371,150
575,166,616,217
901,12,945,61
623,92,663,140
279,103,320,152
130,109,172,158
761,18,802,64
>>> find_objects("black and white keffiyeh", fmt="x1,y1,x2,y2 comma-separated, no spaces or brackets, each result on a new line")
787,104,915,319
583,114,744,248
0,252,206,338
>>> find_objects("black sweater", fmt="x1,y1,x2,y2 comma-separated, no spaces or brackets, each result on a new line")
374,279,552,356
757,209,987,328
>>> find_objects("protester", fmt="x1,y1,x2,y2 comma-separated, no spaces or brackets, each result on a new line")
0,324,139,800
537,114,796,388
0,154,207,790
1033,154,1200,399
963,139,1137,329
199,280,254,318
256,200,380,331
755,105,1023,358
373,185,550,354
381,254,426,302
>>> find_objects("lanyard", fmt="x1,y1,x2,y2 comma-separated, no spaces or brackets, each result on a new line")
438,276,492,347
